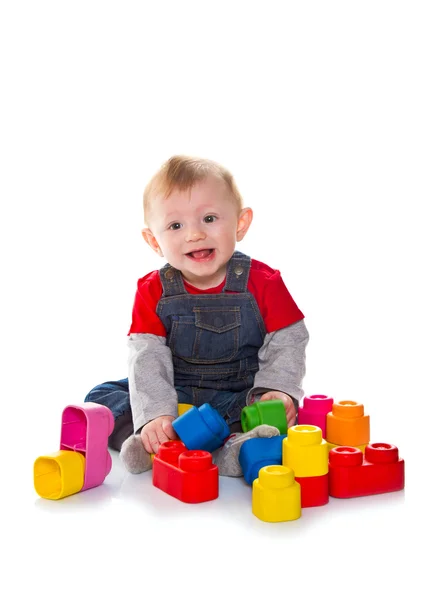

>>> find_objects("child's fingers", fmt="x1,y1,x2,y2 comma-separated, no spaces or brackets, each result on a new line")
162,419,178,440
140,429,154,454
147,429,161,454
287,409,296,428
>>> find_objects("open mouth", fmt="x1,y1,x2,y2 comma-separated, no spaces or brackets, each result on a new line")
186,249,215,260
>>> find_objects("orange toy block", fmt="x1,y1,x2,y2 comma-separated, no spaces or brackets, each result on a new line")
326,400,370,447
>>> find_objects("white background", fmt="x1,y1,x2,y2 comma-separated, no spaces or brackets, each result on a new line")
1,1,440,599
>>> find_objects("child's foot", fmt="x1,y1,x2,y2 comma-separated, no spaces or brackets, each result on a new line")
212,424,280,477
120,434,153,474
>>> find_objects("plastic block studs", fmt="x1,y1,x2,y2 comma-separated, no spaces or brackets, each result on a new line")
298,394,334,438
238,435,286,485
152,441,219,503
282,425,329,507
34,402,114,500
171,403,230,452
241,399,287,434
326,400,370,448
252,465,301,522
328,443,405,498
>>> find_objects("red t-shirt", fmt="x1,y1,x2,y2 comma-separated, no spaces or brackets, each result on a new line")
128,258,304,337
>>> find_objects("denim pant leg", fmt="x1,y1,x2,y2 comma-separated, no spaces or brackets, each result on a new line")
194,388,248,433
84,378,133,451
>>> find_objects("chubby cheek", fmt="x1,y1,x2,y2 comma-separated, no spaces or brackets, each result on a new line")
215,225,238,249
158,234,182,257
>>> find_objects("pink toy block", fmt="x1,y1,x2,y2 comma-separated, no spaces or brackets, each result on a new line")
298,394,334,438
60,402,114,491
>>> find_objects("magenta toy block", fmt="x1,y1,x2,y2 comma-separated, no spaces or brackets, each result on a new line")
298,394,334,438
60,402,114,491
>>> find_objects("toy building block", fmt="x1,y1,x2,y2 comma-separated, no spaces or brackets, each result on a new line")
34,402,114,500
252,465,301,522
241,399,287,434
171,403,230,452
282,425,329,508
326,400,370,447
238,435,286,485
328,443,405,498
34,451,85,500
295,474,329,508
298,394,334,438
178,403,193,416
283,425,328,477
327,440,367,453
148,404,196,464
152,440,219,503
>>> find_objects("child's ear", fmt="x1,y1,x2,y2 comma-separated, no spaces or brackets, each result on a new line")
236,207,253,241
142,228,164,256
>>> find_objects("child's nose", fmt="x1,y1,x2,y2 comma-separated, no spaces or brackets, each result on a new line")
186,229,206,243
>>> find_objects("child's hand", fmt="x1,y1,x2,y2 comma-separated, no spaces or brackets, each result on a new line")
260,391,297,428
140,415,178,454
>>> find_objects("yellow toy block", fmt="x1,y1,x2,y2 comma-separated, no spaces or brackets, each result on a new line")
327,441,368,453
252,465,301,523
178,403,193,416
283,425,329,477
34,450,85,500
326,400,370,447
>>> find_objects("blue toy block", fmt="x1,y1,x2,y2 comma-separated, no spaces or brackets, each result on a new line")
239,435,287,485
171,403,230,452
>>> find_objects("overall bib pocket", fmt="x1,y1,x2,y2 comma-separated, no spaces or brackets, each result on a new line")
169,307,241,363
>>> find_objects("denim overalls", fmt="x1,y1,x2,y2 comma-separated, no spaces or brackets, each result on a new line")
85,251,266,446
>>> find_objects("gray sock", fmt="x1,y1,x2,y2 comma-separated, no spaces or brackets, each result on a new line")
120,434,153,474
212,424,280,477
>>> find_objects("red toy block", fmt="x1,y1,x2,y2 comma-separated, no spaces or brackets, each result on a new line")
298,394,334,438
296,473,329,508
152,441,219,503
328,443,405,498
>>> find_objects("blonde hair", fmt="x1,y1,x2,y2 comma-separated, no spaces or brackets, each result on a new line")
143,155,244,225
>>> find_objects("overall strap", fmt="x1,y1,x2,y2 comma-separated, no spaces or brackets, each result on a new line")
223,251,251,293
159,264,186,296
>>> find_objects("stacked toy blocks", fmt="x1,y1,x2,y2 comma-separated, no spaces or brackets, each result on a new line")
34,402,114,500
247,424,330,522
152,403,229,503
242,395,405,522
239,400,332,522
283,425,329,508
152,440,219,503
328,443,405,498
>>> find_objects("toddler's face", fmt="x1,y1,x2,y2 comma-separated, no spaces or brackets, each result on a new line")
143,175,252,288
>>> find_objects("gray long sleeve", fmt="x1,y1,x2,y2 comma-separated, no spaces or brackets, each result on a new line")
246,319,309,410
128,333,178,433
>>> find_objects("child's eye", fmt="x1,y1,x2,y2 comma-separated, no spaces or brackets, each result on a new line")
169,223,182,230
204,215,217,223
